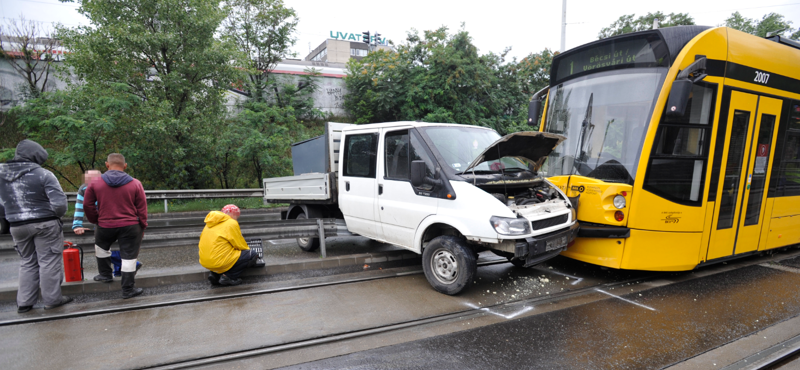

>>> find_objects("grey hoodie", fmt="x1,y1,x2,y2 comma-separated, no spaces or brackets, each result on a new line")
0,140,67,225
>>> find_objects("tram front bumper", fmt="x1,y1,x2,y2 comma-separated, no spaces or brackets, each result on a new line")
515,222,580,268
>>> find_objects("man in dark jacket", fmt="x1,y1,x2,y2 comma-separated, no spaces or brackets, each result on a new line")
84,153,148,299
0,140,71,313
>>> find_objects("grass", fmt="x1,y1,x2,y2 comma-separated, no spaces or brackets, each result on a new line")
66,197,286,216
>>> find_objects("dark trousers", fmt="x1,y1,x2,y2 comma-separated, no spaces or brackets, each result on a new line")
95,224,143,260
210,250,258,280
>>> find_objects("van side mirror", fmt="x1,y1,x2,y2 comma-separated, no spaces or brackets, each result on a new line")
410,160,426,187
528,99,542,126
665,79,693,117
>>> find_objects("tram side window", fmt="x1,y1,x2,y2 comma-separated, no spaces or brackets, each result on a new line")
777,103,800,196
643,83,717,205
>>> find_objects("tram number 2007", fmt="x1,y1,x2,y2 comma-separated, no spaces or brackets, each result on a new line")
754,71,770,84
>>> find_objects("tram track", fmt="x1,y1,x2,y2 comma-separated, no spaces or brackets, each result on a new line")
142,247,800,370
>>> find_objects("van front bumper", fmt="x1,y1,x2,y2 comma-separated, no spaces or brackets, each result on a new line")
515,222,580,268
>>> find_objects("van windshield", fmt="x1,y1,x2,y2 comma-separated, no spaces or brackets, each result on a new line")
421,126,528,173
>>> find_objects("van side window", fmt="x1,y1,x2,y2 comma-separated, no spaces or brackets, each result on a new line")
776,102,800,196
384,129,436,191
384,130,410,179
343,133,378,178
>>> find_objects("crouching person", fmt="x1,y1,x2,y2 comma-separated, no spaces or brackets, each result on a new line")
199,205,258,286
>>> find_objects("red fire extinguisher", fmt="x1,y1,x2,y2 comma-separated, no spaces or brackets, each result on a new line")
63,241,84,282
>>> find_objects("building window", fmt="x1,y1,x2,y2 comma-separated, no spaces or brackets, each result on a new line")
311,48,327,61
350,48,368,57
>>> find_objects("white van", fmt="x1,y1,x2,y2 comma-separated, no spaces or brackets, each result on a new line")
264,122,578,294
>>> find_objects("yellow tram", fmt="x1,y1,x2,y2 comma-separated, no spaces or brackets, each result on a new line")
529,26,800,271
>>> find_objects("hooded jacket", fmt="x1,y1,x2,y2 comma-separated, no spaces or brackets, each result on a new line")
0,140,67,226
198,211,250,274
83,170,148,229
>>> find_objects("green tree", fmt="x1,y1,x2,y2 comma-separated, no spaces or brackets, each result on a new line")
344,26,534,134
725,12,798,39
53,0,243,189
221,0,298,102
599,12,695,39
10,83,141,188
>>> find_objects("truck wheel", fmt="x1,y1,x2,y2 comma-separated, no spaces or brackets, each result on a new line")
294,213,319,252
422,236,476,295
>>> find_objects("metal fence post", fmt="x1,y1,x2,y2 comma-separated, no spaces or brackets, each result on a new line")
317,218,326,258
164,199,168,213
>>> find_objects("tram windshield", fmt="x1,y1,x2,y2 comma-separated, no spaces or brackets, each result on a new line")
542,69,666,184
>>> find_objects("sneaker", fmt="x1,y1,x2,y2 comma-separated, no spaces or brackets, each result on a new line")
218,274,242,286
44,296,73,310
93,274,113,283
208,273,220,286
17,305,32,314
122,288,143,299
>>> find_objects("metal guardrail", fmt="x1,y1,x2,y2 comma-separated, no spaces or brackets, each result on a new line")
65,188,264,213
1,218,349,258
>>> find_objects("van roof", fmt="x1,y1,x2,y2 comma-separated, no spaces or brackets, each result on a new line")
341,121,497,132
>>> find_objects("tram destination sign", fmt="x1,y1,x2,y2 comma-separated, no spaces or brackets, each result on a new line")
553,36,668,84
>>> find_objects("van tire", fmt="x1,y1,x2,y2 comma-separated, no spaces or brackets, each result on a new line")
422,236,476,295
294,213,319,252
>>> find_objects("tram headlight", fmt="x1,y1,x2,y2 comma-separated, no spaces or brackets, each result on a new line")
490,216,531,235
613,195,626,209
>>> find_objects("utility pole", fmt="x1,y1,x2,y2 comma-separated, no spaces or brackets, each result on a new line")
560,0,567,52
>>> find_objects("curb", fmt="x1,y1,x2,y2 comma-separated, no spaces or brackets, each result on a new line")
0,249,421,301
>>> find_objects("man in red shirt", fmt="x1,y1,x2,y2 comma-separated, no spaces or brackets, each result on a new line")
84,153,148,299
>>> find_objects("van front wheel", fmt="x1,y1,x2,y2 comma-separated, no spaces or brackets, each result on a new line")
422,236,476,295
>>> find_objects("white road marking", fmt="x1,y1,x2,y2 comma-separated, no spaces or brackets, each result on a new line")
542,269,584,286
595,288,656,311
465,303,534,319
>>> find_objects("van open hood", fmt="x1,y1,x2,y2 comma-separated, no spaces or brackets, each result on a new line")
463,131,566,173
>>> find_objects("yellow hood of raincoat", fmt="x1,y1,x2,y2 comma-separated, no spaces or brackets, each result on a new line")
198,211,249,274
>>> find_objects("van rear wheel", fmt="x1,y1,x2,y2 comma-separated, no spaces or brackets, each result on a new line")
294,213,319,252
422,236,476,295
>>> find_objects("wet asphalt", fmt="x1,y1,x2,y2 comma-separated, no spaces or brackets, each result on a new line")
277,256,800,370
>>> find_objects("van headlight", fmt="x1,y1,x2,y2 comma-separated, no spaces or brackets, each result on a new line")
490,216,531,235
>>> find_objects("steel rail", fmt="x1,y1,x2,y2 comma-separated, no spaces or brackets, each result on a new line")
719,334,800,370
0,259,507,328
141,272,667,370
116,249,800,369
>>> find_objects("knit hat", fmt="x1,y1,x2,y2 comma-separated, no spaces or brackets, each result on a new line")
221,204,240,218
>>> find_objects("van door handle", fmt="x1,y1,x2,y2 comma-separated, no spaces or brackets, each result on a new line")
345,181,350,191
378,184,383,195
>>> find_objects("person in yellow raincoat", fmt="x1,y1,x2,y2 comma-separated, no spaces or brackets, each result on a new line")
198,204,258,286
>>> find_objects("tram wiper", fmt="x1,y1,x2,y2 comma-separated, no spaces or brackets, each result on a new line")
572,93,595,176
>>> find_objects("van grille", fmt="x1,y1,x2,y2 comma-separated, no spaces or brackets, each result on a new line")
531,214,569,230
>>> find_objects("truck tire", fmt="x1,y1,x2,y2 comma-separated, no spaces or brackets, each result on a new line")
294,213,320,252
422,236,476,295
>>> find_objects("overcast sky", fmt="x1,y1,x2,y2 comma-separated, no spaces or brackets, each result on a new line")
2,0,799,61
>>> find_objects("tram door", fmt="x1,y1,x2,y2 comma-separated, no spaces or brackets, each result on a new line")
707,91,782,260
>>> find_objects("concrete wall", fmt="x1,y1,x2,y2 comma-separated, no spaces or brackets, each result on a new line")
2,59,349,117
0,60,72,111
